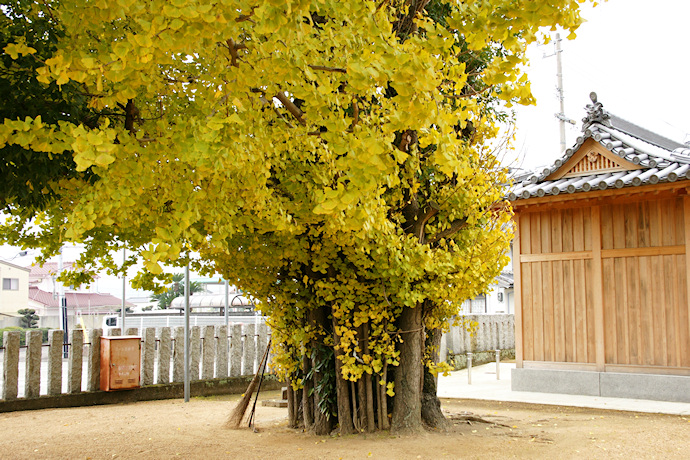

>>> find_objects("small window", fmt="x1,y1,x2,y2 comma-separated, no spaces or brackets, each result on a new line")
105,317,117,326
2,278,19,290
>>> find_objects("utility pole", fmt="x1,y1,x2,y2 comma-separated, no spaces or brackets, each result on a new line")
58,247,68,358
121,247,126,335
545,33,576,152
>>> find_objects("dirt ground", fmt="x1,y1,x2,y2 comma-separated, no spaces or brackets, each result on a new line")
0,391,688,459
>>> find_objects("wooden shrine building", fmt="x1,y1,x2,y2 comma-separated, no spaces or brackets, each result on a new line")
509,93,690,402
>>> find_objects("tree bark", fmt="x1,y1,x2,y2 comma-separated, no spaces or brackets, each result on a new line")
421,327,448,429
333,316,355,435
391,304,423,432
302,354,314,430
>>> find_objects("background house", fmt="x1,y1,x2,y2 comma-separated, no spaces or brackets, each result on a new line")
509,93,690,402
27,262,129,329
0,260,30,327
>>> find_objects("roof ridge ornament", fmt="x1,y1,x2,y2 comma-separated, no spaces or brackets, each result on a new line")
582,92,610,131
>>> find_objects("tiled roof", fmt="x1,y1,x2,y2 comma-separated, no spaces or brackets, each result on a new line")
509,93,690,201
29,286,130,309
29,262,74,283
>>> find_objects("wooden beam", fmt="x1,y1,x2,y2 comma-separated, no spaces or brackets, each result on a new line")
511,182,690,211
513,215,523,368
519,251,592,262
591,205,605,372
601,245,685,258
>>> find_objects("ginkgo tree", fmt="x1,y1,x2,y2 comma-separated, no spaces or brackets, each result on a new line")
0,0,590,433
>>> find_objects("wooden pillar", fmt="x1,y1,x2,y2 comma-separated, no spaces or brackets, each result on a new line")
513,213,523,368
683,195,690,364
591,205,606,372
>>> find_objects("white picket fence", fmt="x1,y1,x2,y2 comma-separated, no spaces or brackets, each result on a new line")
0,323,270,401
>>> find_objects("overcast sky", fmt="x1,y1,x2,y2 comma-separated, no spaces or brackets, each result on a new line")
3,0,689,296
513,0,690,171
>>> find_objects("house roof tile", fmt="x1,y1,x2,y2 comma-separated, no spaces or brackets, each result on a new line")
509,93,690,201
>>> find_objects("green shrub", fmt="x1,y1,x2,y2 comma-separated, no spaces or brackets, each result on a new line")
0,327,53,347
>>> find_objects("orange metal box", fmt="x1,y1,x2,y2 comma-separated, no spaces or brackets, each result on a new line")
100,336,141,391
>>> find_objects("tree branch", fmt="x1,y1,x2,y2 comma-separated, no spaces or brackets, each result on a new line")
274,92,306,126
308,65,347,73
427,218,468,245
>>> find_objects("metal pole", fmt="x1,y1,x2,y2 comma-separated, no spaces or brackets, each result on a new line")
224,279,229,327
496,349,501,380
58,247,68,358
184,263,190,402
556,32,566,152
467,352,473,385
121,248,126,335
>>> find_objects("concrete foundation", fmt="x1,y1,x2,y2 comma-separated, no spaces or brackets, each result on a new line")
512,368,690,403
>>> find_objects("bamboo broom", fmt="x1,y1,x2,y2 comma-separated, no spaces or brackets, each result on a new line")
225,339,272,429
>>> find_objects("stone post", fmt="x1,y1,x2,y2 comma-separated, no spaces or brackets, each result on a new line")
25,330,42,398
48,329,64,396
126,327,139,336
2,331,20,400
215,325,228,379
68,328,84,393
242,323,256,376
255,323,268,371
87,329,102,392
172,326,184,382
201,326,215,379
190,326,200,380
229,324,242,378
141,327,156,386
108,328,121,337
157,327,171,384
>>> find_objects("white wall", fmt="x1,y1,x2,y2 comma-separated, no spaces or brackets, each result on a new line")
0,261,30,316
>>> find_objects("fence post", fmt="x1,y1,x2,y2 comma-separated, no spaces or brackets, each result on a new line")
87,329,102,392
172,326,184,382
215,325,228,378
141,327,155,386
68,328,84,393
255,323,268,372
48,329,64,396
242,323,256,375
467,352,473,385
126,327,139,336
496,349,501,380
230,324,242,378
201,325,215,380
157,327,171,384
2,331,20,400
190,326,201,381
25,330,42,398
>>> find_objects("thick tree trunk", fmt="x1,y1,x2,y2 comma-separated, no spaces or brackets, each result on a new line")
421,327,448,429
302,354,314,430
287,380,303,429
391,304,423,432
311,306,334,435
333,316,355,435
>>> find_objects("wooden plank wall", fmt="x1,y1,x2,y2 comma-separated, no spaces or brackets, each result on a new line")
518,207,596,364
517,196,690,372
600,198,690,368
